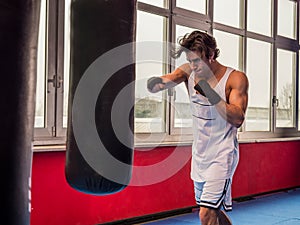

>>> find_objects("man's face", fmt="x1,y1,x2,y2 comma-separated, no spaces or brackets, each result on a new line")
186,50,211,78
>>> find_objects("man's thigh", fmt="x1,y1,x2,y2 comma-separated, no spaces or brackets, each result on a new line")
194,179,231,210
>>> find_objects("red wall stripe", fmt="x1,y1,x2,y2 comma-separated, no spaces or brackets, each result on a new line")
30,141,300,225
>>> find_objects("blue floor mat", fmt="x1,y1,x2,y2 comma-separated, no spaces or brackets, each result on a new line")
141,188,300,225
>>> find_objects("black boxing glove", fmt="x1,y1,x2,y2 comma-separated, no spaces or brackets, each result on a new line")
147,77,164,92
194,80,221,105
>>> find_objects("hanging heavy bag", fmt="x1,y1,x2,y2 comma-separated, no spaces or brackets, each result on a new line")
65,0,136,195
0,0,40,224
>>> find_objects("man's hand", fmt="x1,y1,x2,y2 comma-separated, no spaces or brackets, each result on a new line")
147,77,165,93
194,80,221,105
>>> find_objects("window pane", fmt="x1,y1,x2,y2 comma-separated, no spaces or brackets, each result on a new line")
213,30,241,70
64,0,71,128
35,0,47,128
135,11,166,133
214,0,240,28
174,25,195,128
278,0,297,39
138,0,166,8
176,0,206,14
246,39,271,131
247,0,272,36
276,49,296,128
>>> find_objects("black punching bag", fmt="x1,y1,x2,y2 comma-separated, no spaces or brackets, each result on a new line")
0,0,40,224
65,0,136,194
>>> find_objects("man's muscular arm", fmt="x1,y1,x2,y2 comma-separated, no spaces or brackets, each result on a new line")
214,71,248,128
147,63,191,93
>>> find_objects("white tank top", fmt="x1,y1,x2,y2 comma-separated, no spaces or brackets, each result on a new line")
188,67,239,181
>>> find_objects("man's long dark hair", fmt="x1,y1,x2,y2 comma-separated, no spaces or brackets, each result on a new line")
173,30,220,60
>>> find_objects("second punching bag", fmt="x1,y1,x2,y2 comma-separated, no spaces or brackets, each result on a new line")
0,0,40,224
65,0,136,194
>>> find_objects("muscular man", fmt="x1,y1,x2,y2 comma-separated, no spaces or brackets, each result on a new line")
147,30,248,225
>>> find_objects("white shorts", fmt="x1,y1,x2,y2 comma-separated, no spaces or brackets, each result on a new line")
194,179,232,211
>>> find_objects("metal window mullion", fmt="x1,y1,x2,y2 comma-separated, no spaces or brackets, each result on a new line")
296,0,300,130
292,51,298,129
271,1,278,133
292,0,299,130
241,0,246,72
167,0,176,135
48,0,60,137
173,0,211,32
296,51,299,130
55,0,66,137
137,2,171,17
291,51,297,129
245,31,274,43
168,0,177,136
172,7,210,22
241,0,246,31
276,37,299,52
173,15,210,32
240,0,247,132
45,0,66,138
207,0,214,34
34,0,53,139
213,22,245,36
297,0,300,43
294,0,298,41
46,0,57,136
271,0,278,132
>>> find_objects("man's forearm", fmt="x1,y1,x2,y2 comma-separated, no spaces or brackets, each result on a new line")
215,101,245,128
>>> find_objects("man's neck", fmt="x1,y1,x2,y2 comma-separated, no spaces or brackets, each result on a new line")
211,61,226,80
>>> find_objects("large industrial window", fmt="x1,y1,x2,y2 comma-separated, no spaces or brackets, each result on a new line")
135,11,167,134
34,0,65,145
174,25,194,131
276,49,296,128
34,0,300,147
35,0,47,129
278,0,297,39
135,0,300,144
177,0,206,14
214,0,241,28
247,0,272,37
246,39,271,131
213,30,241,71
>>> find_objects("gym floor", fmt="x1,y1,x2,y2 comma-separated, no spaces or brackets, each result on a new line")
141,188,300,225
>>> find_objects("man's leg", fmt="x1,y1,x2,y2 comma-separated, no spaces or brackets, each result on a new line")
199,207,218,225
198,207,232,225
217,210,232,225
194,179,232,224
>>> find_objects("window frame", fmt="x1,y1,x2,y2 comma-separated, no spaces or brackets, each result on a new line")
33,0,300,149
135,0,300,145
34,0,66,146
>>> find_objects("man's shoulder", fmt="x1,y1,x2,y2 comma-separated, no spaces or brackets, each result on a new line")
228,69,248,85
225,69,249,93
229,69,246,77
